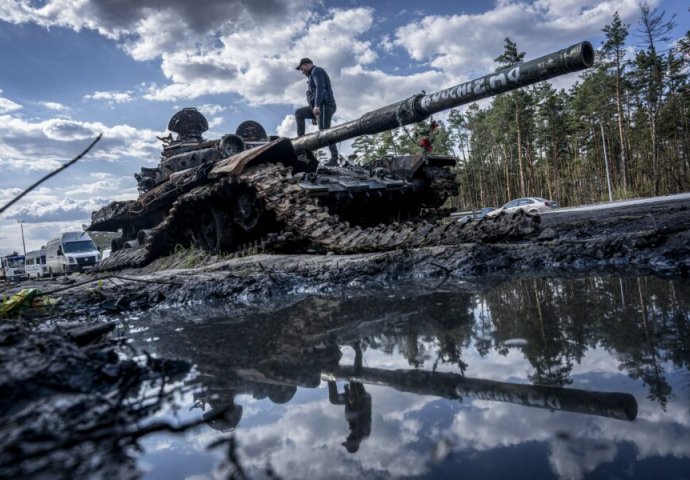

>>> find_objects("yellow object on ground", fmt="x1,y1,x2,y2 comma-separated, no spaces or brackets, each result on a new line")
0,289,60,317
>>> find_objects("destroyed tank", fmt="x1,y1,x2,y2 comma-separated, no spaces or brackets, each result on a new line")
90,42,594,269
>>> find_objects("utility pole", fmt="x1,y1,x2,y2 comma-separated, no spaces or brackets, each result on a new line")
17,220,26,256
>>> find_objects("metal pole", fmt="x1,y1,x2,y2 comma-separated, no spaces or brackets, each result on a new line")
599,122,614,202
18,220,26,256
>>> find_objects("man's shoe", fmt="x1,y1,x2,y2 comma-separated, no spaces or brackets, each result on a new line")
324,157,339,167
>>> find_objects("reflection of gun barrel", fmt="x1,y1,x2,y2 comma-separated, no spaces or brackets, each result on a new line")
327,366,637,421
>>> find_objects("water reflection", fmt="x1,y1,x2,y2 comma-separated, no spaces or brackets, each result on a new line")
131,275,690,479
327,342,371,453
329,366,636,421
481,276,689,408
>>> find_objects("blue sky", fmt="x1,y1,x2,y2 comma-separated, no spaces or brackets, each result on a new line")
0,0,687,256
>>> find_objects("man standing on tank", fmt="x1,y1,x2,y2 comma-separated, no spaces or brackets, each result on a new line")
295,58,339,166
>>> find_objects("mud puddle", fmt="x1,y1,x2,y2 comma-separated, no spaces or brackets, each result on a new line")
122,274,690,479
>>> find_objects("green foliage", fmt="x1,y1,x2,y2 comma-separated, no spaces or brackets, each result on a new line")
86,230,120,252
350,120,453,164
447,6,690,211
494,37,525,71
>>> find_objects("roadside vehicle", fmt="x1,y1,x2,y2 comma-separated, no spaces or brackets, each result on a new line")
45,232,101,275
486,197,558,217
1,254,27,282
24,249,48,279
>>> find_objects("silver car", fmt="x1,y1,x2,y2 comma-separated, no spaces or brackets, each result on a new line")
486,197,558,217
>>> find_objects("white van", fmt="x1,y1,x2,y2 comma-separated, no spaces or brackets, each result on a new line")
45,232,101,275
24,249,49,279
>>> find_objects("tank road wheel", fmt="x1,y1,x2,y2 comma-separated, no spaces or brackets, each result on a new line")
188,205,235,252
111,237,126,252
233,190,264,232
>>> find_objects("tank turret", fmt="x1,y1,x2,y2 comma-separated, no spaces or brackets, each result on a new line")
90,42,594,269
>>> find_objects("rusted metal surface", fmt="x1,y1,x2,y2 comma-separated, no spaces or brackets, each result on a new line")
210,138,296,177
97,163,539,271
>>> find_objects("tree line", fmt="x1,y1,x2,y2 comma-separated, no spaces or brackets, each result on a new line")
349,4,689,209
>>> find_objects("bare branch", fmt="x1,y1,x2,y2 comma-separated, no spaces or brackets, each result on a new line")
0,134,102,216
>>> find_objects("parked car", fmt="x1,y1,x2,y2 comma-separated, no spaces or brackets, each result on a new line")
486,197,558,217
457,207,496,223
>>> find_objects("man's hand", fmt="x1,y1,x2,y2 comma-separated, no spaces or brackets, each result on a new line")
313,106,321,117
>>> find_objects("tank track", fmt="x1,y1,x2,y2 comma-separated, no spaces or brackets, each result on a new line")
98,163,539,271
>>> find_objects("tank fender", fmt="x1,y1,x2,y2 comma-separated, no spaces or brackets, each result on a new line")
210,137,298,177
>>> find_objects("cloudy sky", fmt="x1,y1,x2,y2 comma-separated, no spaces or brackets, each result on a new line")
0,0,686,256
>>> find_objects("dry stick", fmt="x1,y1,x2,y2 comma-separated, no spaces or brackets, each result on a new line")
0,134,102,215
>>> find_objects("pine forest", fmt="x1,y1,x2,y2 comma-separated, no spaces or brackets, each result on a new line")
349,6,690,211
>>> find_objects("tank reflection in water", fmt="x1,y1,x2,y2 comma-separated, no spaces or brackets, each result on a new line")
129,275,690,479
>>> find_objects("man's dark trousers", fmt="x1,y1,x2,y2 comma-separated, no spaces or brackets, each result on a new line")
295,103,338,160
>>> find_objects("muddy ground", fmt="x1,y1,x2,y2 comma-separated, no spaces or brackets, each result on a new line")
1,195,688,478
7,194,686,311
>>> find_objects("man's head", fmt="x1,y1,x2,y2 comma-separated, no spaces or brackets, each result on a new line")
296,57,313,75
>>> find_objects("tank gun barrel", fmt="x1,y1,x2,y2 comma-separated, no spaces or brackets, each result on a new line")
291,41,594,153
326,365,637,421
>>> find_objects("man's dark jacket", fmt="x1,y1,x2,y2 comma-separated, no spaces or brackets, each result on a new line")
306,66,335,108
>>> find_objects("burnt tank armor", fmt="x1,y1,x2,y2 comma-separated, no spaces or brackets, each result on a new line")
90,42,594,269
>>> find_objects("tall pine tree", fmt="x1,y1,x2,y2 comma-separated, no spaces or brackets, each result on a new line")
601,11,631,189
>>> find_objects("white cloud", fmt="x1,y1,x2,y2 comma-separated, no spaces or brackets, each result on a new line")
1,0,645,140
139,7,378,106
39,101,69,111
0,90,22,113
0,113,160,172
391,0,652,79
197,103,227,116
379,34,394,53
207,116,223,129
0,187,26,205
276,114,298,138
84,90,134,104
7,197,101,223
